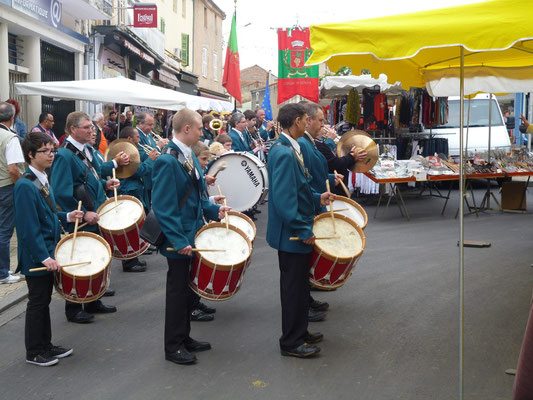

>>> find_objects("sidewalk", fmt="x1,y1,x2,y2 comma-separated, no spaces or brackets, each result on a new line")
0,235,27,315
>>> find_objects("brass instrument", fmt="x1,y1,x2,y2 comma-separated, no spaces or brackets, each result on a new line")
151,131,164,142
105,139,141,179
139,143,161,155
209,118,223,133
336,130,378,173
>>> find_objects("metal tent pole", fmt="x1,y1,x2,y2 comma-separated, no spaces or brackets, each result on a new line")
459,46,465,400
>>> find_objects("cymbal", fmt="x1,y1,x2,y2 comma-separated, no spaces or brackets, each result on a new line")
336,130,379,173
105,139,140,178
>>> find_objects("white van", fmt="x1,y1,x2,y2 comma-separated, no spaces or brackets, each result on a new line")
430,94,511,157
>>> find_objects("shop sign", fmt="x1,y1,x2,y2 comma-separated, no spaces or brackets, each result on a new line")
133,3,157,28
12,0,63,29
122,38,155,65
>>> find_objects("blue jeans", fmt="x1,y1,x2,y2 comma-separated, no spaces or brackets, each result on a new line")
0,184,15,279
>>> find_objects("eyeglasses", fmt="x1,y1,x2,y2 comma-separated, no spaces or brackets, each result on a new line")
36,149,54,155
77,125,95,131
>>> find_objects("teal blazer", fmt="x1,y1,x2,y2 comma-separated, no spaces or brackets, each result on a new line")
138,128,158,191
152,141,220,259
228,128,252,154
51,147,106,233
259,122,275,141
90,146,114,179
266,134,322,254
14,169,70,277
324,138,336,152
119,144,154,210
298,134,335,214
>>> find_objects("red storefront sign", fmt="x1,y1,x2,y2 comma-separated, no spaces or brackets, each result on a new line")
133,3,157,28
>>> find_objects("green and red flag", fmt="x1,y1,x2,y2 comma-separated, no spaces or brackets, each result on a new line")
277,27,319,104
222,11,241,103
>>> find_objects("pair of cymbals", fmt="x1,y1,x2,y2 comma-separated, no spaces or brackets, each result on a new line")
336,130,379,173
105,139,140,178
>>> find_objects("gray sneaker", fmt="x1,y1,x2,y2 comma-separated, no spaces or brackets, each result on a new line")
0,275,20,284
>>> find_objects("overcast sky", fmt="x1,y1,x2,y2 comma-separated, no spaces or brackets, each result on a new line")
214,0,486,76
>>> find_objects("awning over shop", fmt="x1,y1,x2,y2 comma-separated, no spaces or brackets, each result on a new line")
156,68,181,88
15,76,233,112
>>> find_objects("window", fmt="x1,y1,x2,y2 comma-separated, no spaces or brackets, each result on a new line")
204,7,208,28
160,18,165,33
173,0,177,13
213,53,218,81
202,47,208,78
181,33,189,66
182,0,186,18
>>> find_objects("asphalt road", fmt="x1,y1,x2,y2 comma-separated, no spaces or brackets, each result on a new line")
0,185,532,400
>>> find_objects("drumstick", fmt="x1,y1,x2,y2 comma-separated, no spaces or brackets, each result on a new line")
112,168,118,204
334,170,352,198
217,185,229,231
332,208,348,212
29,261,92,272
289,236,339,241
166,248,226,252
70,200,82,260
325,179,336,234
78,202,122,230
212,162,227,177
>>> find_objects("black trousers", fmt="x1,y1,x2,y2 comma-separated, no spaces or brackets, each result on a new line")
25,274,54,358
278,250,311,350
164,257,197,354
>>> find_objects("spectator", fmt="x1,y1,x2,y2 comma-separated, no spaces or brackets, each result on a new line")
124,110,133,127
153,112,164,138
31,112,59,146
6,99,27,139
92,112,108,155
0,102,25,284
104,111,118,142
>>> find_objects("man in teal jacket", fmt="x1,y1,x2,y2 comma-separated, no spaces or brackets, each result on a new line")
266,103,335,358
228,112,254,153
152,108,230,365
51,112,120,324
15,132,84,366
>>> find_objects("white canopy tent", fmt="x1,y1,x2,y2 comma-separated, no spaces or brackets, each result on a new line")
14,76,234,112
320,73,403,99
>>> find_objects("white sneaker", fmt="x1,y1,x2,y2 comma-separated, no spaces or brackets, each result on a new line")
0,275,20,284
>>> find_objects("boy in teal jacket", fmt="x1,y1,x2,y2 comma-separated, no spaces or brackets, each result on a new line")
266,103,335,358
152,109,230,365
15,132,84,366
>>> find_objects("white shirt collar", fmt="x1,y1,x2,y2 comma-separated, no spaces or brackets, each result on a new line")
29,165,49,187
66,136,92,160
281,132,301,154
172,137,192,159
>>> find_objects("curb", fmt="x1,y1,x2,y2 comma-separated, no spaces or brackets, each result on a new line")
0,285,28,314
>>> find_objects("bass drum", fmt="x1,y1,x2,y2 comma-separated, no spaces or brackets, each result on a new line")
206,152,268,212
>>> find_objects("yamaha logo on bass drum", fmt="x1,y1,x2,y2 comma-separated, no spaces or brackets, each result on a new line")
240,160,260,188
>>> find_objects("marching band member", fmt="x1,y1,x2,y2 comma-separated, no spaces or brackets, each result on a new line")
266,103,335,358
51,112,119,324
228,112,253,154
215,134,233,153
15,132,84,366
152,109,230,365
244,110,267,161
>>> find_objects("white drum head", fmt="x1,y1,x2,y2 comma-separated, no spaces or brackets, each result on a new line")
313,217,363,258
207,152,268,212
326,199,366,228
195,227,250,265
98,198,143,230
221,214,255,242
56,236,110,276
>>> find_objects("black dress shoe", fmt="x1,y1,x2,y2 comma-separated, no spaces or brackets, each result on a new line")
67,310,94,324
143,248,153,255
281,343,321,358
254,209,262,214
123,264,146,273
148,244,157,252
308,309,326,322
103,288,115,297
184,338,211,352
191,308,214,321
85,302,117,314
197,301,216,314
137,259,147,267
165,347,197,365
304,331,324,344
310,299,329,312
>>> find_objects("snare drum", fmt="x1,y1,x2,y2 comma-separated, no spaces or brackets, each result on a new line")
325,195,368,229
189,223,252,301
220,211,256,243
97,195,149,260
54,232,112,303
309,213,366,290
206,152,268,212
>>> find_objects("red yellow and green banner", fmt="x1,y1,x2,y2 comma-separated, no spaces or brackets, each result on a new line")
277,27,319,104
222,11,241,103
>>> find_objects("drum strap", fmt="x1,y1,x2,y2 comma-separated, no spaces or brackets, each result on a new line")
23,173,57,214
272,142,310,179
163,147,197,209
61,141,100,181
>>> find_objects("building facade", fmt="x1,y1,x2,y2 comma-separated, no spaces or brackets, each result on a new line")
192,0,227,101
